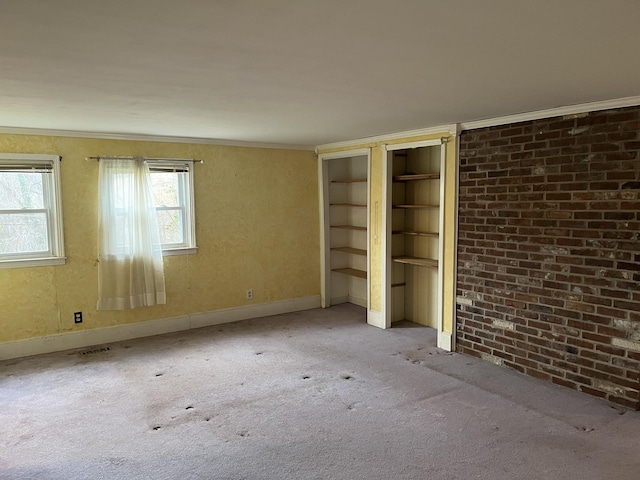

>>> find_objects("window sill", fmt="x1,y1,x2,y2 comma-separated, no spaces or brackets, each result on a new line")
0,256,67,270
162,247,198,257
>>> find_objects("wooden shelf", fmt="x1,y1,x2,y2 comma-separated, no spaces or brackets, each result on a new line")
332,268,367,279
329,203,367,207
331,225,366,231
331,247,367,256
389,147,443,325
331,178,367,183
393,173,440,182
393,204,439,209
392,256,438,268
324,155,369,308
393,230,439,237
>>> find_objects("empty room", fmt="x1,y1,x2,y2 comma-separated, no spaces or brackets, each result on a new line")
1,1,639,479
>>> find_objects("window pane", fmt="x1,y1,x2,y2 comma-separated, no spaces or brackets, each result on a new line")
156,209,183,245
0,154,64,266
114,211,131,253
146,162,195,252
0,213,49,254
0,172,45,209
113,173,133,210
150,172,180,208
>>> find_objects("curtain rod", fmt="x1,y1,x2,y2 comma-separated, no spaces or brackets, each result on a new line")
85,155,203,163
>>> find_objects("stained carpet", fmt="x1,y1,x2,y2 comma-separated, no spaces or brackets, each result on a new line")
1,304,639,479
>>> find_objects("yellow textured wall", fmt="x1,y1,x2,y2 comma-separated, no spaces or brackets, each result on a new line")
318,131,458,337
0,134,320,343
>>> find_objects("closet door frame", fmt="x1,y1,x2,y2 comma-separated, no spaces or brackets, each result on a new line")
318,148,371,316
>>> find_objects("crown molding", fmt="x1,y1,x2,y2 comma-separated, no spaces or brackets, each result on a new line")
317,148,371,160
4,96,638,151
316,124,459,152
459,96,640,131
0,126,315,151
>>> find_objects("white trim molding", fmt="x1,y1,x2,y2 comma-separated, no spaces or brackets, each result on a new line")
438,331,453,352
0,295,321,361
348,295,367,308
317,148,371,160
367,310,386,329
318,156,330,308
0,257,67,270
459,95,640,131
317,124,459,152
0,153,66,268
383,138,444,152
381,147,392,329
0,126,315,152
315,96,640,153
450,133,461,354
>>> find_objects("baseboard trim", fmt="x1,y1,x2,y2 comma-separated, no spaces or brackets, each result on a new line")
0,295,321,361
438,331,453,352
367,310,388,329
189,296,320,329
347,295,367,308
328,296,349,306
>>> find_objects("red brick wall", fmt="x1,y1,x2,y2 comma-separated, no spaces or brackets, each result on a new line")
456,106,640,409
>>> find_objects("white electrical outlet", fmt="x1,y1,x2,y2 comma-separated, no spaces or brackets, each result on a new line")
246,289,253,300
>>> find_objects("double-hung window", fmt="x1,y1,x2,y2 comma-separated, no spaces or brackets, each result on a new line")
0,153,65,268
147,160,197,255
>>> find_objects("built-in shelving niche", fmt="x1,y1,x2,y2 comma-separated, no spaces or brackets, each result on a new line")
384,139,445,333
319,150,370,311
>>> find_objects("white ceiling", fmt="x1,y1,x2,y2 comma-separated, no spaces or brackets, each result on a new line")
1,0,639,147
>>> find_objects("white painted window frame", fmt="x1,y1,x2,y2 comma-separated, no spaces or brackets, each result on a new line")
147,160,198,256
0,153,66,269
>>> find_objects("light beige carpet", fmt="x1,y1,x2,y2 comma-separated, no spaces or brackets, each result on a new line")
1,303,639,479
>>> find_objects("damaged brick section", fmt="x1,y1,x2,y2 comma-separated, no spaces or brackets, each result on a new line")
456,105,640,410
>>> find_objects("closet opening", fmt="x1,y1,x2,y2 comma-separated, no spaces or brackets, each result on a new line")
383,140,445,345
319,149,370,319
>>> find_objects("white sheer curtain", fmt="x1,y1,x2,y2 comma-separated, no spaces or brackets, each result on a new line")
97,158,166,310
